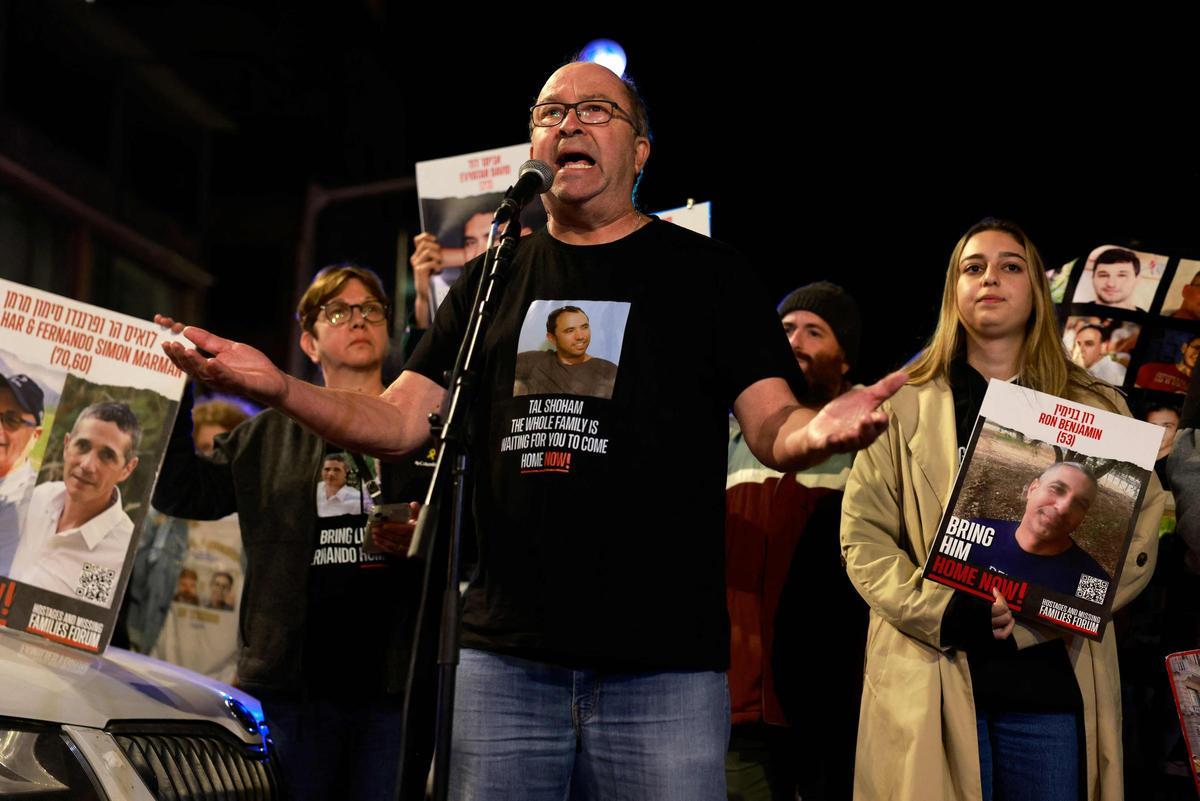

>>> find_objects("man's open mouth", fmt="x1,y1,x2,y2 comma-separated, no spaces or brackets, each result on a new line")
557,152,595,169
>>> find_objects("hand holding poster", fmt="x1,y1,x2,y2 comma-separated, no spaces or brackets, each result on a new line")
1166,650,1200,796
922,379,1160,640
414,144,712,320
0,280,186,651
415,143,548,319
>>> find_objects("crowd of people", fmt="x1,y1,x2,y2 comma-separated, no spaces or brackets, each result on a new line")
99,58,1200,801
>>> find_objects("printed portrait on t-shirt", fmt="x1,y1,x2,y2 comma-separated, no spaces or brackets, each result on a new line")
512,300,632,401
154,530,244,684
315,452,372,518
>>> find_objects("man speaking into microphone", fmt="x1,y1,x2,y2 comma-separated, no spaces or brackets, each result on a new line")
161,60,905,800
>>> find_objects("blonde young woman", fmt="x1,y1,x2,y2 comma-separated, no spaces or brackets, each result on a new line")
841,219,1165,801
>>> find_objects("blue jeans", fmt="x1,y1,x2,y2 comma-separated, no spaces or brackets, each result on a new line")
450,648,730,801
976,711,1081,801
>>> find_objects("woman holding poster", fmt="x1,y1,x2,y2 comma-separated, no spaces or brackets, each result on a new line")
841,218,1165,801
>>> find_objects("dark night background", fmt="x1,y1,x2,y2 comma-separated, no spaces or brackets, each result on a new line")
4,7,1200,798
3,3,1199,386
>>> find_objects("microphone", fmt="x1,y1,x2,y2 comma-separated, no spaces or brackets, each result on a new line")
493,160,553,224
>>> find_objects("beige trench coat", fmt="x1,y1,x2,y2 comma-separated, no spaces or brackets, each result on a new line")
841,378,1165,801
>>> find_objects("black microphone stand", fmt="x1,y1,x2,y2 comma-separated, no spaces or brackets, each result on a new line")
394,202,525,801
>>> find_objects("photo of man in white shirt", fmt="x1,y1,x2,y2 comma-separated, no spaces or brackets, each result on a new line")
9,401,140,607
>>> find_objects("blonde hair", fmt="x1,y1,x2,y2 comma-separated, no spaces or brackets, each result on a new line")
193,399,251,432
907,218,1099,398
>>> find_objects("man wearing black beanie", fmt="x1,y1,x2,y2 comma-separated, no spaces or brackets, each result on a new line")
726,281,868,801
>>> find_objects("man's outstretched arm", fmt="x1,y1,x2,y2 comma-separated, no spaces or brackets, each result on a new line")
733,370,907,471
160,323,445,460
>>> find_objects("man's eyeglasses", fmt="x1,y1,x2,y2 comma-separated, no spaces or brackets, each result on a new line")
0,410,36,433
530,100,636,132
320,300,388,326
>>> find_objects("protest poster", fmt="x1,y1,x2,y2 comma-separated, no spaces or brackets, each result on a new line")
415,143,548,317
654,200,712,237
922,379,1159,640
0,280,186,652
1166,650,1200,796
149,512,243,682
416,144,714,320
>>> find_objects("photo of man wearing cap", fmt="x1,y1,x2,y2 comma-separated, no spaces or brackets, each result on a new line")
0,373,45,574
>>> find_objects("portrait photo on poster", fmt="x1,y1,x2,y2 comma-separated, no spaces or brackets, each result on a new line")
0,351,66,576
9,373,177,610
1062,315,1138,387
512,299,631,400
1071,245,1168,313
1134,328,1200,395
1160,258,1200,320
415,143,549,320
945,420,1136,597
923,380,1159,639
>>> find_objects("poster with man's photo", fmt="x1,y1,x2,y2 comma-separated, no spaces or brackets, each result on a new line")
921,380,1160,640
150,512,244,683
1166,650,1200,796
415,143,549,317
0,279,186,652
415,144,714,319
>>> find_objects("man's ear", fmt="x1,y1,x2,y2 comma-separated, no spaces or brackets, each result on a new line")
118,455,139,483
634,136,650,176
1023,478,1038,500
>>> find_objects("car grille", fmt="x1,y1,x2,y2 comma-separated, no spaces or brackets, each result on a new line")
109,722,281,801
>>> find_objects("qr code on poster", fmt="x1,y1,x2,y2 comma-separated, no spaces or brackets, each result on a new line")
74,562,116,605
1075,574,1108,605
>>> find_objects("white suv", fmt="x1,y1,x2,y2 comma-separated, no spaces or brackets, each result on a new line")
0,626,280,800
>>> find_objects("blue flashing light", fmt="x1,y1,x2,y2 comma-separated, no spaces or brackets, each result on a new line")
580,39,627,78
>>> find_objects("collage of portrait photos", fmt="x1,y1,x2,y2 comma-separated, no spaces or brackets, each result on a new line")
1054,246,1200,497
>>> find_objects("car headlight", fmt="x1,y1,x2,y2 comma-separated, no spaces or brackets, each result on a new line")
0,720,104,800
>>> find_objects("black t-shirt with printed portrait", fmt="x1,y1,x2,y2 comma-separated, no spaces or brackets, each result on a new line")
303,447,426,698
405,219,802,672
